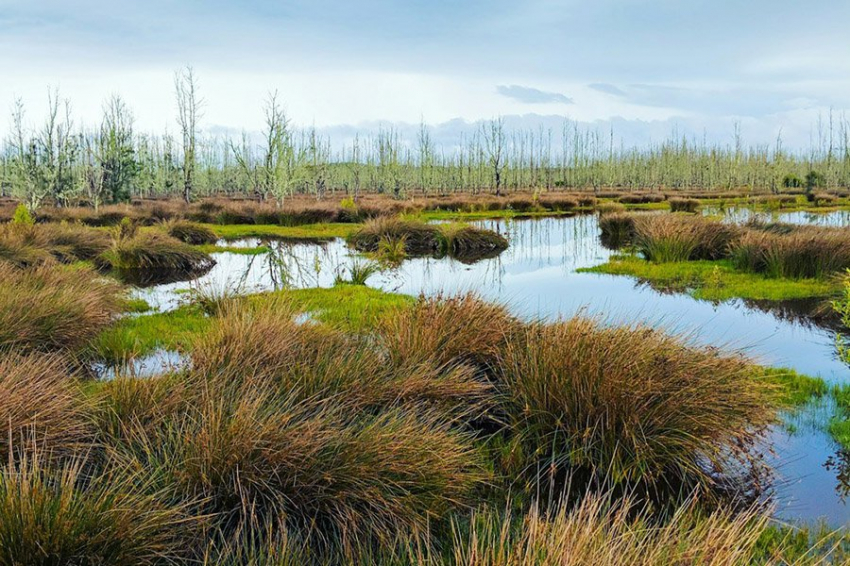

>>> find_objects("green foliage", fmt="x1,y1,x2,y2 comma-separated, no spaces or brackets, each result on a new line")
333,261,381,286
376,235,408,265
11,204,34,226
834,271,850,367
92,304,213,361
805,170,826,191
782,173,803,188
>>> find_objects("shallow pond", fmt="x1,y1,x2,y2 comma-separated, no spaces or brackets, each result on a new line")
135,209,850,525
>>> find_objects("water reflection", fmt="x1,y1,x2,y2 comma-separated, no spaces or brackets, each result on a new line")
134,212,850,525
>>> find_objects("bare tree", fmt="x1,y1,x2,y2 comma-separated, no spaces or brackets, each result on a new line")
175,66,203,203
483,117,506,196
82,133,106,211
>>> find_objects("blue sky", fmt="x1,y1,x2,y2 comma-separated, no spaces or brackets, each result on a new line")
2,0,849,147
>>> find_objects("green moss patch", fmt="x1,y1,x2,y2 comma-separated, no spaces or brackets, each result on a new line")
581,256,837,302
208,223,357,242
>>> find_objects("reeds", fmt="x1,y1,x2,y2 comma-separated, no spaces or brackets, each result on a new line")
0,263,122,354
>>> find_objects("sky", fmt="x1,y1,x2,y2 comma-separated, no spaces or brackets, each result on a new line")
1,0,849,149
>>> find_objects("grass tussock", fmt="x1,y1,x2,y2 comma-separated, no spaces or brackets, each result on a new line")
669,197,700,213
166,220,219,245
598,212,637,249
634,215,739,262
0,263,122,354
0,222,110,267
0,277,819,562
613,213,850,280
730,227,850,279
349,217,442,255
449,496,775,566
349,217,508,261
438,223,509,262
97,230,215,284
191,296,489,415
0,353,91,458
377,294,519,370
0,451,197,566
113,385,484,548
498,318,776,502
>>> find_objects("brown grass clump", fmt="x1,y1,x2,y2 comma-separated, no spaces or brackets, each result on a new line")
97,231,215,284
94,373,190,443
0,451,197,565
730,226,850,279
116,384,484,548
377,294,519,371
498,318,776,502
0,263,122,354
0,223,112,267
669,197,700,213
349,218,509,262
634,215,738,262
166,220,218,245
349,217,442,254
618,193,665,204
439,223,509,261
191,296,488,416
538,195,579,211
0,353,91,458
598,212,637,249
450,495,775,566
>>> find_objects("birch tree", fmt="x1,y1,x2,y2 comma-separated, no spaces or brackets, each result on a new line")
483,117,506,195
175,66,203,203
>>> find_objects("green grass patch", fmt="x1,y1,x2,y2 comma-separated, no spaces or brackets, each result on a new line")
250,284,413,332
93,285,413,364
581,256,837,302
828,418,850,449
762,367,828,407
121,297,153,313
92,305,213,361
207,222,357,241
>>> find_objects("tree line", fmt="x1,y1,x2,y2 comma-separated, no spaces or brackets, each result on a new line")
4,67,850,209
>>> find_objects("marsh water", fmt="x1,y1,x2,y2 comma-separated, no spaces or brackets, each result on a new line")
135,209,850,526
